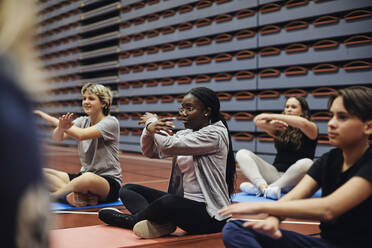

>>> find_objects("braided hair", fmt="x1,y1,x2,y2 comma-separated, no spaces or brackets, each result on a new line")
188,87,236,196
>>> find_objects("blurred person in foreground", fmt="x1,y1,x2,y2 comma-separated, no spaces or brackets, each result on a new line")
0,0,49,247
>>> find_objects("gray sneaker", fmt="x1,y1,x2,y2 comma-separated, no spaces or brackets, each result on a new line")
240,182,261,196
133,220,176,239
263,186,281,200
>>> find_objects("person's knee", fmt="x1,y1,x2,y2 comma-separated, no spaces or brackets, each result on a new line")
119,184,133,197
120,183,140,195
78,172,97,180
295,158,313,172
142,195,179,223
222,222,235,244
119,184,141,202
146,195,180,217
43,168,53,173
71,172,95,189
236,149,254,162
300,158,313,166
156,195,178,208
222,221,243,246
121,183,136,191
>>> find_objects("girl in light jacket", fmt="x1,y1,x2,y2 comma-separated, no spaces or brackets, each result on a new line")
99,87,236,239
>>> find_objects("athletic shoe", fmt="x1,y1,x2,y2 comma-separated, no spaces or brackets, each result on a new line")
98,208,136,229
240,182,261,196
133,220,176,239
263,186,281,200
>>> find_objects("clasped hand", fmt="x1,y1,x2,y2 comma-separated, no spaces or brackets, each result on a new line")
218,202,282,239
138,112,175,136
259,114,288,131
58,113,73,131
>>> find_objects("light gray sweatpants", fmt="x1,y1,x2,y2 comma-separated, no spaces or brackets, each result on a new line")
236,149,313,192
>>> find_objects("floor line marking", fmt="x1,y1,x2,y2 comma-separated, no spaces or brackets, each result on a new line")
281,220,319,225
53,212,321,226
128,179,169,184
44,152,77,156
232,218,320,225
53,207,127,215
53,211,98,215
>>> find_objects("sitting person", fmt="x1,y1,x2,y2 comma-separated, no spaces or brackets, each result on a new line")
98,87,236,239
237,96,318,199
219,86,372,248
34,83,122,207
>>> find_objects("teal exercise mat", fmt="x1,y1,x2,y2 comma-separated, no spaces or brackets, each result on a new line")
231,189,322,203
51,199,123,211
231,193,274,202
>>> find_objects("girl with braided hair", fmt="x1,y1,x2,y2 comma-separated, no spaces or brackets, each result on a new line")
99,87,236,238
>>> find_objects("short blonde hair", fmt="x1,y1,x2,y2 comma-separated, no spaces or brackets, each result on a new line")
81,83,113,115
0,0,43,93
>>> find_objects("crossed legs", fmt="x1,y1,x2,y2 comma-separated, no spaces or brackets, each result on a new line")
43,168,110,206
120,184,225,234
236,149,313,193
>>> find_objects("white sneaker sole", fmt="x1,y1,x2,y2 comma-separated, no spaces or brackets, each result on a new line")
133,220,176,239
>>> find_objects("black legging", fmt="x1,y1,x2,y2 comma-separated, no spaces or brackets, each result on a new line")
119,184,226,234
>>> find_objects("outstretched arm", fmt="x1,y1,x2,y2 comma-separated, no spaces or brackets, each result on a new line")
226,175,320,239
254,113,289,137
33,110,59,126
254,113,318,140
219,175,372,222
63,125,102,141
52,113,103,142
33,110,72,141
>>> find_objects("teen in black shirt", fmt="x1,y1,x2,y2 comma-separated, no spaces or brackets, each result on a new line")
237,96,318,199
308,147,372,246
220,86,372,248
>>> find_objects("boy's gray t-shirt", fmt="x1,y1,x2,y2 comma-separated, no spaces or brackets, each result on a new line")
73,116,122,184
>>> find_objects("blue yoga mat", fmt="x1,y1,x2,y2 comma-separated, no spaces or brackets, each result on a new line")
231,189,322,203
51,199,123,211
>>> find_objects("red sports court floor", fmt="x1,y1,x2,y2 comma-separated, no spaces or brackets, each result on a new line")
44,145,319,247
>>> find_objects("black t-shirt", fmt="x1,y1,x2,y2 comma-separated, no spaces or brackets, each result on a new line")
307,146,372,247
273,133,317,172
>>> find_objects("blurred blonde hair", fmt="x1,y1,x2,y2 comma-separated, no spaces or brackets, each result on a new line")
0,0,43,93
81,83,113,115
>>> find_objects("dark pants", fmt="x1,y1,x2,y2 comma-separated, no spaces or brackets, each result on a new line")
119,184,226,234
222,220,343,248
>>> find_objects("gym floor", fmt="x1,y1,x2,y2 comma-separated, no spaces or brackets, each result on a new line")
45,144,320,245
